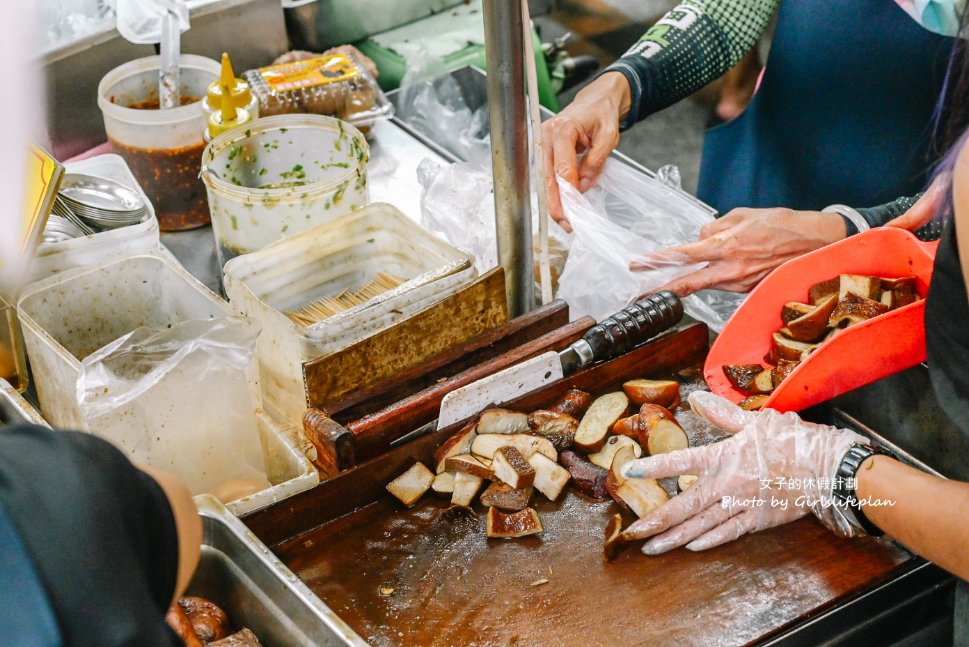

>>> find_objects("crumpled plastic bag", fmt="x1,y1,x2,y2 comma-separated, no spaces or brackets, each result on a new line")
116,0,189,44
76,317,270,500
398,44,492,166
556,160,746,330
418,159,572,290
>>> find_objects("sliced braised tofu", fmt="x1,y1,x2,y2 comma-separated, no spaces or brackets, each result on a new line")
486,506,543,538
431,472,455,496
839,274,881,301
527,410,578,451
781,302,814,324
444,454,495,480
470,433,557,463
527,453,571,502
603,513,629,561
808,277,840,305
722,364,763,393
766,332,818,363
492,446,536,489
829,292,889,328
739,394,770,411
480,481,532,511
433,419,478,473
386,462,435,507
451,471,484,507
678,474,699,492
772,359,799,387
477,409,530,435
605,444,639,505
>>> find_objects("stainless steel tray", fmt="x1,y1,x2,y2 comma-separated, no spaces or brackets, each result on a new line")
0,379,47,428
192,495,366,646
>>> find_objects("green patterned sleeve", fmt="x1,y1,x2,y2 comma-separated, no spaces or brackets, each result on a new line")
603,0,779,128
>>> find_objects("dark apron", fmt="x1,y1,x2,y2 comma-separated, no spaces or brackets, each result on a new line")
0,500,61,646
697,0,953,214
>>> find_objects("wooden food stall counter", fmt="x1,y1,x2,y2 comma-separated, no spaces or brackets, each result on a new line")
245,323,935,646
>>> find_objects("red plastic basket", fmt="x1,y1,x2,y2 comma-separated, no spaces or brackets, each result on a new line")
704,228,938,412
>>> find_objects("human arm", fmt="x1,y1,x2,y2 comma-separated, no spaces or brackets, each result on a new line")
622,393,969,581
542,0,778,227
139,464,202,604
856,457,969,581
634,184,940,297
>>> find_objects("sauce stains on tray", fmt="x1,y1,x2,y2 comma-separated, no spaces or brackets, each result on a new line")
279,490,908,647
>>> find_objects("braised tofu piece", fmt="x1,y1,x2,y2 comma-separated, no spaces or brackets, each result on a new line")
617,478,670,518
808,277,840,305
781,302,814,325
477,408,530,435
431,472,455,497
739,394,770,411
444,454,494,480
839,274,881,301
527,452,571,502
486,506,543,538
470,433,557,463
386,462,435,507
451,471,484,507
829,292,889,328
492,446,536,489
433,419,478,473
772,359,800,387
527,409,577,451
588,435,642,470
480,481,532,511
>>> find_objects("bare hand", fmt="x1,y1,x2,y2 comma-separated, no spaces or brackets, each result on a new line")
631,208,847,296
885,174,948,231
541,72,630,232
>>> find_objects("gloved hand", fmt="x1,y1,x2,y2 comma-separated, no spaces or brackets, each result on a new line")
621,391,868,555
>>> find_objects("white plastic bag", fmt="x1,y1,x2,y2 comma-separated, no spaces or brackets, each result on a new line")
556,160,746,330
418,159,572,288
398,45,492,166
115,0,188,44
76,317,270,500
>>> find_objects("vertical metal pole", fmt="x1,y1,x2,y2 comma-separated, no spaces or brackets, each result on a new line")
483,0,534,317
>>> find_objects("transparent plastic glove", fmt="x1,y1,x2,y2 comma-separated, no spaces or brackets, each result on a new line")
620,391,867,555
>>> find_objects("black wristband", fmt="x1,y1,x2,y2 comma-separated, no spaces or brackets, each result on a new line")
832,443,896,536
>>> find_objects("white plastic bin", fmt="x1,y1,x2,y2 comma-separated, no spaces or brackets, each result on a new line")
223,203,476,424
231,409,318,516
17,253,317,513
18,253,231,429
28,154,160,283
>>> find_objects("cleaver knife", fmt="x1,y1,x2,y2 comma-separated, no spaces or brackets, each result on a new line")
431,290,684,432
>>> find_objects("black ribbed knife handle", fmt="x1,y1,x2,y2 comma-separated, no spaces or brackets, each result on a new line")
581,291,684,362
